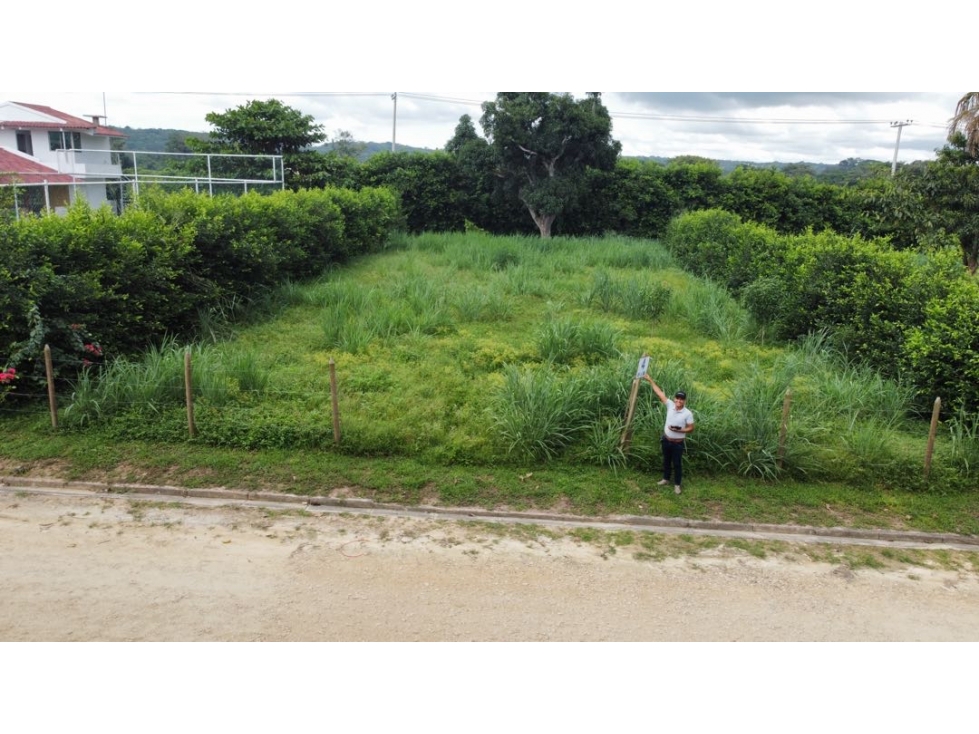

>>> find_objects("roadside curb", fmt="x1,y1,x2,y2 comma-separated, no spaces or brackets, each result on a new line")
2,474,977,548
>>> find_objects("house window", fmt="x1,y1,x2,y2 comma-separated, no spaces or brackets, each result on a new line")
16,131,33,156
49,131,82,151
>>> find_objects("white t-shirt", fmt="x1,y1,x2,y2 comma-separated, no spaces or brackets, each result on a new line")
663,402,694,440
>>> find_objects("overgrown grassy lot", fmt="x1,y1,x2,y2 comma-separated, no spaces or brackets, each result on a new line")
3,232,978,535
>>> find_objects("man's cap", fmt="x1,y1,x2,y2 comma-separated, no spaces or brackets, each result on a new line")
675,391,687,399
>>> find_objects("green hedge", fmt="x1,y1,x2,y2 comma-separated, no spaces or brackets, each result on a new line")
904,277,979,413
663,208,978,413
662,208,784,293
1,186,399,390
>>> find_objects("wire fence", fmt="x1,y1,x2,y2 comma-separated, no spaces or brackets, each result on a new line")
0,345,342,445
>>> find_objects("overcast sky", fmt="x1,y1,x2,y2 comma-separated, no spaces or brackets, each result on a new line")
1,91,964,166
5,1,969,166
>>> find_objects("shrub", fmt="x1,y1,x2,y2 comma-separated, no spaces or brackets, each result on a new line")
903,277,979,414
3,186,399,388
662,208,782,293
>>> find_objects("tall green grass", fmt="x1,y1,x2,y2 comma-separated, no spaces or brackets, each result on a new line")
671,279,757,343
62,338,268,428
582,269,672,319
52,232,963,491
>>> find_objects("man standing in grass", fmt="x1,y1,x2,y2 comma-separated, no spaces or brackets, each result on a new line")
643,375,694,494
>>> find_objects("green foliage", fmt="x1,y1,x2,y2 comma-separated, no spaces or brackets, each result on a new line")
581,159,677,238
479,93,621,237
13,218,978,491
663,208,979,412
918,136,979,272
177,99,327,190
62,338,271,431
534,318,620,365
662,208,783,293
360,151,468,233
942,406,979,475
187,98,326,156
720,166,849,235
775,230,941,369
445,115,529,235
663,157,725,213
576,417,629,471
1,187,399,389
903,277,979,413
3,201,195,372
670,279,756,343
692,375,790,480
848,136,979,272
61,337,186,428
490,365,589,462
582,270,672,320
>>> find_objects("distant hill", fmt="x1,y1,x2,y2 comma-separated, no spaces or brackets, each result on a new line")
313,141,434,161
114,128,888,180
627,155,840,175
118,128,434,160
115,127,208,153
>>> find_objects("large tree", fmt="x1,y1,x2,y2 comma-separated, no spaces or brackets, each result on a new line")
479,93,621,237
186,99,326,189
189,98,325,155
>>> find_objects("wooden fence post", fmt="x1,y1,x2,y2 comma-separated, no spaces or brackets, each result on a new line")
620,354,649,451
924,396,941,480
777,388,792,469
184,349,196,439
329,357,341,445
43,344,58,429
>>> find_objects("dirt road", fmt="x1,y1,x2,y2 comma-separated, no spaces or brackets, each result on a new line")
2,487,978,641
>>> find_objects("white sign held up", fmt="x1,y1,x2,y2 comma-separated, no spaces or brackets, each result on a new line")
635,356,650,379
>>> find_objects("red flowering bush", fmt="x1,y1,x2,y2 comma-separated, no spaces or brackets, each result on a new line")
0,367,17,403
81,340,104,369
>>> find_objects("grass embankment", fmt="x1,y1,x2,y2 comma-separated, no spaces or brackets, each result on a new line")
2,232,978,536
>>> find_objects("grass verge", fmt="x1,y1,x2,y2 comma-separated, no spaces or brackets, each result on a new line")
3,413,979,536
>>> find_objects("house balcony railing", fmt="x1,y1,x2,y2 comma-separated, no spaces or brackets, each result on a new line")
53,148,124,177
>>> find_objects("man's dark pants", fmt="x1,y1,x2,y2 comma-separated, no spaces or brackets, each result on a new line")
660,435,685,486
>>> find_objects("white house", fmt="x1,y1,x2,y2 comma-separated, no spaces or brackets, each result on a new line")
0,100,126,214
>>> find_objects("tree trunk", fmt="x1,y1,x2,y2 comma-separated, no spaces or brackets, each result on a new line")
527,207,556,238
963,237,978,275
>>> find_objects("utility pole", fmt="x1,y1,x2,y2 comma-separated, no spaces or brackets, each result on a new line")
391,92,397,153
890,120,912,176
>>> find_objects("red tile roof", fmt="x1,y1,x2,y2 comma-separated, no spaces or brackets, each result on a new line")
0,102,125,138
0,148,75,184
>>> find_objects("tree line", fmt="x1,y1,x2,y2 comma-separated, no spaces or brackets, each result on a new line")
159,93,979,273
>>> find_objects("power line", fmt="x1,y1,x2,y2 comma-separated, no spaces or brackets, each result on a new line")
130,91,950,128
399,93,486,106
134,92,390,98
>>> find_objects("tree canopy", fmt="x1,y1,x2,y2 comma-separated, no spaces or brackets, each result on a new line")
479,92,621,237
187,98,326,156
182,99,327,189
